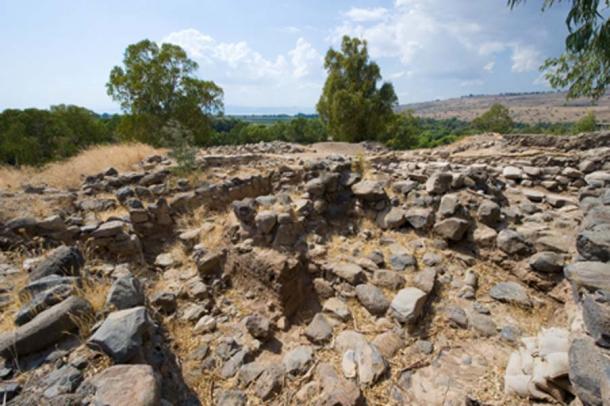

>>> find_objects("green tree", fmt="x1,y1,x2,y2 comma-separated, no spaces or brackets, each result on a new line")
472,103,515,133
508,0,610,100
107,39,223,146
382,111,420,150
573,111,598,132
317,36,397,142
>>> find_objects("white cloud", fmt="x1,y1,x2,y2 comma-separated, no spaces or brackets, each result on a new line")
289,38,322,78
483,61,495,72
345,7,388,22
163,28,214,60
511,45,542,72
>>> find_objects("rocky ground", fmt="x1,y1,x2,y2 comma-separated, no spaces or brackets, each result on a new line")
0,133,609,405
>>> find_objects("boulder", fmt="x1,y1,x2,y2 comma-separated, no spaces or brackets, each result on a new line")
497,229,531,255
29,246,84,281
503,166,523,180
327,262,364,285
106,275,145,310
351,180,386,201
405,208,434,230
390,287,427,325
564,261,610,292
14,284,74,326
569,337,609,406
305,313,332,344
82,364,160,406
283,345,314,376
323,298,351,321
88,307,154,363
582,292,610,348
0,296,92,358
355,284,390,316
245,314,271,339
378,207,407,229
489,282,532,308
425,172,452,195
577,224,610,262
477,200,501,226
433,217,470,241
255,211,277,234
528,251,564,273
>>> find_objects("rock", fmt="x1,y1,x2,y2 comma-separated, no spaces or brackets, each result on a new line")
468,312,497,336
355,341,387,385
327,262,364,285
489,282,532,308
414,267,437,294
151,291,177,314
372,269,404,290
83,364,160,406
523,189,545,202
355,284,390,316
473,224,497,247
88,307,154,363
497,229,530,255
221,349,248,378
305,313,332,344
503,166,523,180
154,253,175,268
0,296,92,358
106,275,145,310
565,261,610,292
372,331,404,358
390,287,427,325
217,390,247,406
317,362,363,405
405,208,434,230
569,337,609,406
433,217,470,241
445,305,468,329
255,211,277,234
378,207,407,229
194,315,217,334
29,246,84,281
426,172,452,195
352,180,386,200
91,220,125,238
14,284,74,326
578,224,610,262
195,250,224,274
582,292,610,348
283,345,314,376
439,194,460,218
43,365,83,398
390,251,416,271
323,298,351,321
477,200,501,226
254,364,285,400
232,198,257,224
245,314,271,339
528,251,564,273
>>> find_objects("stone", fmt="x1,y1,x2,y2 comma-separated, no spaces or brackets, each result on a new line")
283,345,314,376
582,293,610,348
351,180,386,200
317,362,363,405
195,250,224,274
29,246,84,281
151,291,177,314
523,189,545,202
20,274,79,299
254,364,285,400
433,217,470,241
372,331,404,358
528,251,564,274
439,194,460,218
390,287,427,325
194,315,217,334
578,224,610,262
477,200,501,226
378,207,407,229
255,211,277,234
372,269,404,290
468,312,497,336
323,298,351,321
503,166,523,180
327,262,364,285
88,307,154,363
217,390,247,406
232,198,257,224
91,220,125,238
14,284,74,326
238,362,265,386
154,253,175,268
83,364,160,406
106,275,145,310
0,296,92,358
221,349,248,378
43,365,83,398
245,314,271,339
355,284,390,316
390,252,417,271
564,261,610,292
489,282,532,308
405,207,434,230
569,337,609,406
355,341,387,385
414,267,437,294
445,305,468,329
473,224,497,247
497,229,531,255
305,313,332,344
426,172,452,195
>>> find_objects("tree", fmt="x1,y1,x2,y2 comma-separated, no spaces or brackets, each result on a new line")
573,111,598,132
317,36,398,142
107,39,223,145
381,111,420,150
472,103,515,133
508,0,610,100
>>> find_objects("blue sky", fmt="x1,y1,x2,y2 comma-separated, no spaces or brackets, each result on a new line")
0,0,570,114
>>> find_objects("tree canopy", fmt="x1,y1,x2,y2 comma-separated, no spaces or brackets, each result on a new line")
107,39,224,145
508,0,610,100
317,36,398,142
472,103,515,133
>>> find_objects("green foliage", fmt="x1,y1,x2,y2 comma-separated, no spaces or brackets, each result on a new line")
381,112,420,150
0,106,114,166
573,111,598,133
472,103,515,133
161,120,198,175
107,39,224,146
317,36,397,142
508,0,610,100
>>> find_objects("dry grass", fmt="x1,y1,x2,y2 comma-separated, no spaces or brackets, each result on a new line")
94,205,129,222
0,271,29,333
0,143,163,191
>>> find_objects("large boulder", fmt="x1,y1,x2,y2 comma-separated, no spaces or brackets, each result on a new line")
0,296,92,358
29,246,84,281
81,364,160,406
88,307,154,363
425,172,452,195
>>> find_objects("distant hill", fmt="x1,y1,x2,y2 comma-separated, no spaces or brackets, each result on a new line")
400,91,610,124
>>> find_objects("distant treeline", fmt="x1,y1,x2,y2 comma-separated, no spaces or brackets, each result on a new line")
0,104,598,167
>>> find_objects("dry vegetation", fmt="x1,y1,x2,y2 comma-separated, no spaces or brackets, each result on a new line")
402,92,610,123
0,143,163,191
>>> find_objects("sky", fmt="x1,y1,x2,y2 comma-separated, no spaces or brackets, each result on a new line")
0,0,571,114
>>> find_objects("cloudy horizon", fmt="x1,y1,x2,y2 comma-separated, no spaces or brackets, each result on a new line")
0,0,571,114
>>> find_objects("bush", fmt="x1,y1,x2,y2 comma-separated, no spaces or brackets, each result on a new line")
472,103,514,134
573,112,597,133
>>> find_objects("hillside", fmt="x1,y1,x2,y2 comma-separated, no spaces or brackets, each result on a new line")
401,92,610,124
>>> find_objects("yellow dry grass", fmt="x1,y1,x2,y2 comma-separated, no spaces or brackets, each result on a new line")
0,271,29,333
0,143,163,191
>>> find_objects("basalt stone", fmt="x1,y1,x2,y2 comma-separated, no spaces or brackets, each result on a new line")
528,251,564,273
489,282,532,308
29,246,85,281
355,284,390,316
433,217,470,241
106,275,145,310
497,229,531,255
477,200,501,226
